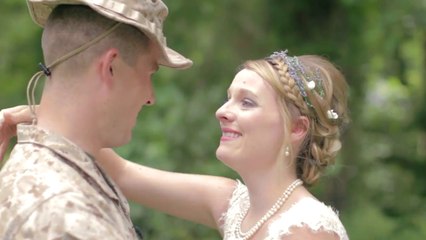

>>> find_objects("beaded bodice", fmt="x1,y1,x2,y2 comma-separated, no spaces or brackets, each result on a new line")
221,181,349,240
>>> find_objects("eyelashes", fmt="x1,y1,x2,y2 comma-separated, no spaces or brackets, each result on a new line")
241,98,257,107
223,96,258,108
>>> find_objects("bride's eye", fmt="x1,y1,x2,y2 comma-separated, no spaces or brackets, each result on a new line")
241,98,257,108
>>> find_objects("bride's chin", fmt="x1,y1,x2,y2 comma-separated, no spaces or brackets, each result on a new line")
215,148,227,161
216,150,235,167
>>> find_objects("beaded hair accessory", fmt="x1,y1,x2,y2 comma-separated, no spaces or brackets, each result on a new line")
266,50,338,120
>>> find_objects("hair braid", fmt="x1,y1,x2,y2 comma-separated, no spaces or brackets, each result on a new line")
269,58,309,115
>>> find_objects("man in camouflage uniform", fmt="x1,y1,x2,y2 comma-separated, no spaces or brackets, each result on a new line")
0,0,191,239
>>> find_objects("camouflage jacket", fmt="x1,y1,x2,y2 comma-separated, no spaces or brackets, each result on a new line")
0,124,139,240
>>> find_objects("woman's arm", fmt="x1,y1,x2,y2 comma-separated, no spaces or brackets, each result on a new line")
96,149,236,230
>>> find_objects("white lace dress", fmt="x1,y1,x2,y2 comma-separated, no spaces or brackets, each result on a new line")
221,181,349,240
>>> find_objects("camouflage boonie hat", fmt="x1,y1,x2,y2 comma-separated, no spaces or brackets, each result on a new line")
26,0,193,69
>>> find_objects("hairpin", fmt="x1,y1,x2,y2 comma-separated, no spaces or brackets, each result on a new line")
307,81,316,90
326,109,339,120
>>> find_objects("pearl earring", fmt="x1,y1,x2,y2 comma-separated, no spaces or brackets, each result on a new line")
285,146,290,157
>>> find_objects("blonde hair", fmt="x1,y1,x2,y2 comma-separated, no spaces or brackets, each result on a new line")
41,5,150,76
243,54,349,185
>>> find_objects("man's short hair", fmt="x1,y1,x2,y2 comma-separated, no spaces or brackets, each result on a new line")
42,5,150,75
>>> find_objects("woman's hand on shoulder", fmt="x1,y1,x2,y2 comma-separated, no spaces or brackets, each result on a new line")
0,105,32,161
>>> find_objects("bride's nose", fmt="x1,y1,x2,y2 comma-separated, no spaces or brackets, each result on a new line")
216,101,235,122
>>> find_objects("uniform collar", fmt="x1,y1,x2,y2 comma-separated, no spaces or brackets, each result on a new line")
16,124,125,204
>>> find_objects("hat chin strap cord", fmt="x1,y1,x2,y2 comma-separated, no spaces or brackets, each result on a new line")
27,22,122,124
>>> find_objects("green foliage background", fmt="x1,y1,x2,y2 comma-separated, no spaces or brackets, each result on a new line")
1,0,425,239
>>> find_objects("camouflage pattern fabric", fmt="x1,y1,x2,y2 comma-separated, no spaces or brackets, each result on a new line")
0,124,139,240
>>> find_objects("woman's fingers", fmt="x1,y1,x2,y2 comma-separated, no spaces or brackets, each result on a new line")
0,105,32,162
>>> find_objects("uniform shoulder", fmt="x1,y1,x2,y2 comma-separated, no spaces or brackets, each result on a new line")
4,191,125,239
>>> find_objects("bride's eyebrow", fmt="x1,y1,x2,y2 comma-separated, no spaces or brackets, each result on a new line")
235,89,258,102
227,86,257,96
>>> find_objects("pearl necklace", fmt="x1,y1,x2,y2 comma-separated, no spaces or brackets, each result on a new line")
234,179,303,240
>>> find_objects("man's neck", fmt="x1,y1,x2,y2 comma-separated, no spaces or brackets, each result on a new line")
37,94,100,156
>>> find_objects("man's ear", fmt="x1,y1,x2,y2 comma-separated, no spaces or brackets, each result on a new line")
98,48,119,85
291,116,310,143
